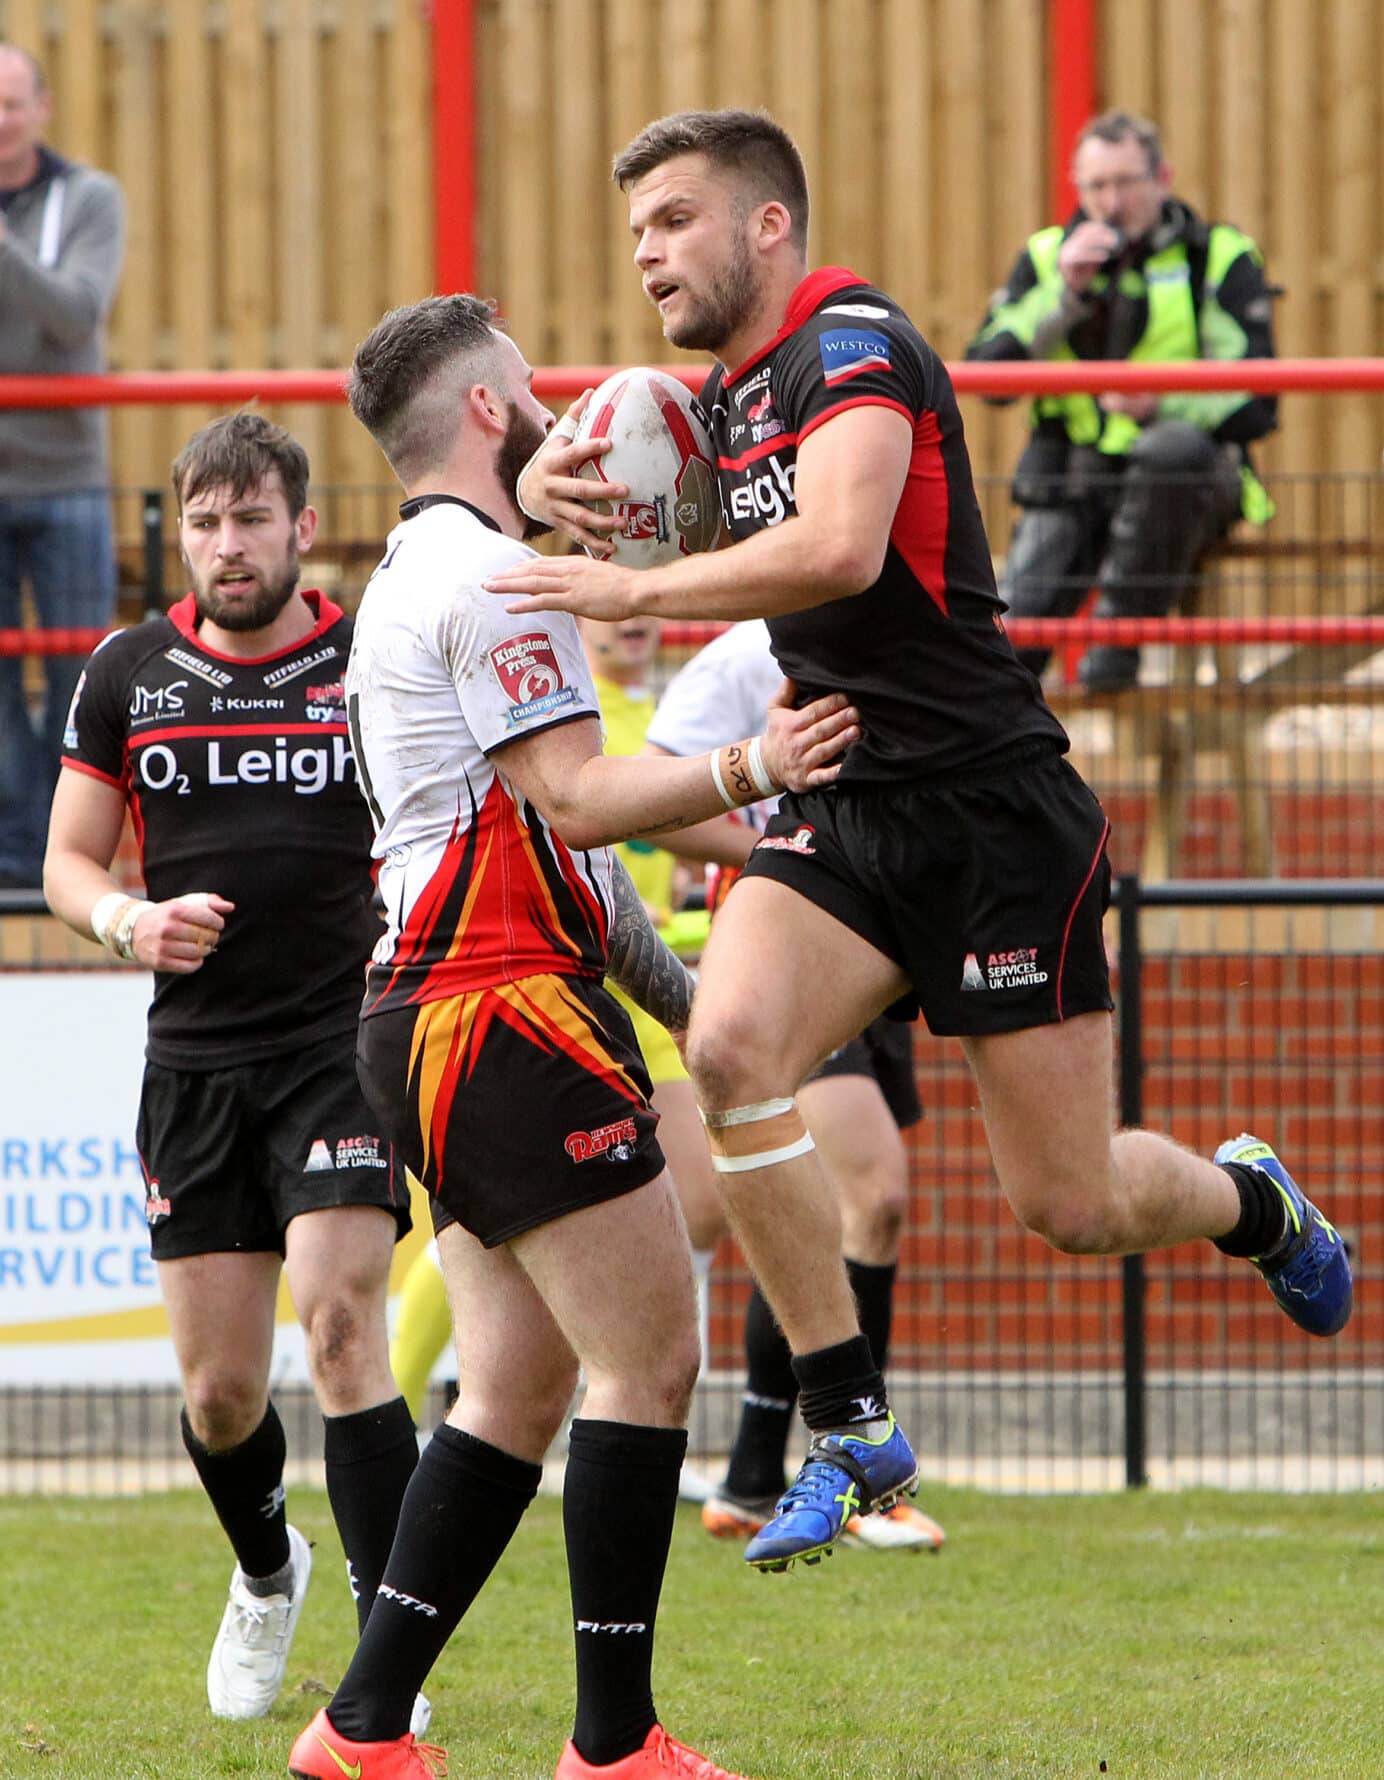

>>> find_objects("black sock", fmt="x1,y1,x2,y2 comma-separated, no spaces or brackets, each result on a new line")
328,1423,540,1741
723,1284,796,1501
793,1334,889,1432
181,1403,290,1581
1213,1161,1290,1258
565,1418,686,1767
847,1257,897,1376
323,1395,418,1635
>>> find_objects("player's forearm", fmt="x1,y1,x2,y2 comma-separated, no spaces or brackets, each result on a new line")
43,848,135,945
604,857,695,1033
550,749,763,852
634,514,880,622
646,810,756,866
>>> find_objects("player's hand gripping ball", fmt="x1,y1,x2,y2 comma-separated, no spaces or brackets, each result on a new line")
573,367,722,568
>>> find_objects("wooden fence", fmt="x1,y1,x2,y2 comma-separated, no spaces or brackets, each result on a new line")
0,0,1379,540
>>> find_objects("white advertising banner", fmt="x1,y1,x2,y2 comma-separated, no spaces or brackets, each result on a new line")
0,970,429,1385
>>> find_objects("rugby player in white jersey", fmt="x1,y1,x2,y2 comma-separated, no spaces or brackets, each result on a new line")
288,294,859,1780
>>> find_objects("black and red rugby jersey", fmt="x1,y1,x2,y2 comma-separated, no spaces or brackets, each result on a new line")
62,591,379,1069
700,267,1068,783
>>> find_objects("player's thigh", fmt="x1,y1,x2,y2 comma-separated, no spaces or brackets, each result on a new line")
962,1009,1116,1223
435,1218,578,1461
283,1203,398,1326
689,876,907,1093
511,1169,698,1398
158,1249,281,1393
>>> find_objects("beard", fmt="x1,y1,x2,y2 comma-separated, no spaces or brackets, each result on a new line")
496,403,552,542
191,548,301,632
661,234,758,354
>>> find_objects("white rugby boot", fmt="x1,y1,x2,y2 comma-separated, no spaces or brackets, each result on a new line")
207,1523,312,1718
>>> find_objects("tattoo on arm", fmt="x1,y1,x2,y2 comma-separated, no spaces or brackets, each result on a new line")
605,857,695,1033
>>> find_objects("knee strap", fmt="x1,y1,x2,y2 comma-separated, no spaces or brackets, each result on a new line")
700,1097,815,1174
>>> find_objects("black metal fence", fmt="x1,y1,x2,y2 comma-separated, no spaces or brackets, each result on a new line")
3,878,1380,1496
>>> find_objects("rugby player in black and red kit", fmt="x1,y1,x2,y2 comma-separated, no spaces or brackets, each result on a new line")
43,415,422,1726
492,108,1353,1573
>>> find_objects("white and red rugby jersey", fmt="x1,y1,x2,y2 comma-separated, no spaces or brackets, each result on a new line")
346,496,610,1016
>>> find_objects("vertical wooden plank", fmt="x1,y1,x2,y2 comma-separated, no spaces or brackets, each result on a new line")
54,0,102,168
1266,0,1322,482
387,0,432,298
1100,0,1157,120
494,0,550,357
552,0,606,363
1158,0,1209,214
0,0,43,60
711,0,768,108
109,0,159,500
1217,0,1267,249
166,0,215,464
328,0,385,520
880,0,931,320
659,0,710,112
223,0,271,378
1324,1,1376,481
819,0,877,278
766,0,821,224
932,0,986,358
606,0,664,365
274,0,323,468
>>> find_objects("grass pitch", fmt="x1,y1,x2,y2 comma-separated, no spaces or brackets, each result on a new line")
3,1485,1380,1778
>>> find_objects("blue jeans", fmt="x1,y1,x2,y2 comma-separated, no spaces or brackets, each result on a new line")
0,490,117,884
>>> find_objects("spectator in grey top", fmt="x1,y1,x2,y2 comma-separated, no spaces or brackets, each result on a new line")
0,42,124,887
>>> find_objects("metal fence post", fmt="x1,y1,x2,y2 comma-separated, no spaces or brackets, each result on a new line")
1116,873,1148,1488
141,490,165,619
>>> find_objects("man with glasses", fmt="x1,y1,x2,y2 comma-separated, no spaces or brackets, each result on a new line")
968,110,1278,692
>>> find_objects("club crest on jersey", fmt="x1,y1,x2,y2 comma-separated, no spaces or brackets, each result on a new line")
490,633,579,725
819,327,892,386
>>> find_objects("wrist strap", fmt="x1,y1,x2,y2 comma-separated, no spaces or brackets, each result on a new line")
515,407,580,522
710,739,779,810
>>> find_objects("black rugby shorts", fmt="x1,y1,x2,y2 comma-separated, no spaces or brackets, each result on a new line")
136,1029,410,1261
740,742,1113,1038
356,972,665,1248
805,1015,923,1130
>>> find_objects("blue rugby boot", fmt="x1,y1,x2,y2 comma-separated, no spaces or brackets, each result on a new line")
744,1413,918,1572
1215,1133,1352,1338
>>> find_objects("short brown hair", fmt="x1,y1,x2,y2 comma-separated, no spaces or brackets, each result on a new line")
348,294,506,484
171,413,309,517
613,109,810,251
1075,110,1164,177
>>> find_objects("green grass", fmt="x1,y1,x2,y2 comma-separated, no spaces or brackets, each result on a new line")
3,1486,1381,1778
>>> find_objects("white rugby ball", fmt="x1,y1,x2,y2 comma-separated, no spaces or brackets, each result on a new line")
573,367,722,567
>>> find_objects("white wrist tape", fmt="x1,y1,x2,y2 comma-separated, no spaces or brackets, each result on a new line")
746,734,779,797
91,893,154,961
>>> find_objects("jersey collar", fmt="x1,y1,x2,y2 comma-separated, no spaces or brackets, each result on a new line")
167,588,344,664
399,492,503,533
722,266,867,388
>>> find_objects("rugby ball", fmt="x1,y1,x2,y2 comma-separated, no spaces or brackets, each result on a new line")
573,367,722,567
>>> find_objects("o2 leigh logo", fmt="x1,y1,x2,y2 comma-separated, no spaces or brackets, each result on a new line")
728,454,796,526
134,734,359,797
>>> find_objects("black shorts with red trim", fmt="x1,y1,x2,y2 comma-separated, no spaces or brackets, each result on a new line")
355,972,665,1248
739,740,1113,1038
137,1028,410,1262
806,1015,923,1129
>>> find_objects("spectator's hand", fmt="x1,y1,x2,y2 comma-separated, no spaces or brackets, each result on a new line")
131,892,233,974
760,680,860,792
1057,221,1124,293
516,389,631,556
1100,392,1159,423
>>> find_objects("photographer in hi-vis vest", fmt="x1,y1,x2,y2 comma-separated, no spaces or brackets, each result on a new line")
968,110,1278,693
